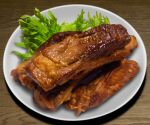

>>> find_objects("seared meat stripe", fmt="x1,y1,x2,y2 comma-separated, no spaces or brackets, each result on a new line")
25,24,131,91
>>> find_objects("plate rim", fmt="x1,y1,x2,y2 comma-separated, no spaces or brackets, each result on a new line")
3,4,147,121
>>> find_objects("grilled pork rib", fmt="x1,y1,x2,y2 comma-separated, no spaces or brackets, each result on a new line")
11,27,138,112
25,24,131,91
66,60,139,115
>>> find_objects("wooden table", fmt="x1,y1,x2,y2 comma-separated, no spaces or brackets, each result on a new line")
0,0,150,124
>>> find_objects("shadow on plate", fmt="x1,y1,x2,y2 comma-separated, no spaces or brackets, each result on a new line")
6,74,147,125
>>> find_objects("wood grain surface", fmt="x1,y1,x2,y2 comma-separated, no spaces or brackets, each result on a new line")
0,0,150,125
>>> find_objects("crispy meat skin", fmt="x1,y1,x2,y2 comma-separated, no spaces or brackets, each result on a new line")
66,60,139,115
32,36,137,110
25,24,131,91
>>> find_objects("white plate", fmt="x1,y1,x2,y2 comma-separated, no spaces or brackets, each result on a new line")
3,4,147,121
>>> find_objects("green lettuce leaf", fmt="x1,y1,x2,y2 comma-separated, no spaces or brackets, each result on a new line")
14,8,110,60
